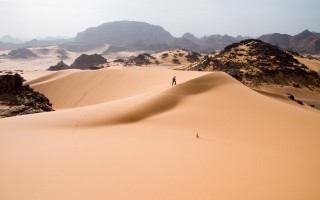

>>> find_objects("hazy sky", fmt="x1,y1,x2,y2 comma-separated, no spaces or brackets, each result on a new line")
1,0,319,39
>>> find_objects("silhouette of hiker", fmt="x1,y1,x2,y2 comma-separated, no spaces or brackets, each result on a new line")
172,76,176,86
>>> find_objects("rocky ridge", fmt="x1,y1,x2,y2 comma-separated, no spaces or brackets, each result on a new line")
259,30,320,54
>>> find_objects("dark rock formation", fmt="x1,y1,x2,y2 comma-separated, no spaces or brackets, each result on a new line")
0,74,54,118
48,61,70,71
8,48,38,59
287,94,304,105
70,54,107,69
185,51,202,63
172,58,181,64
189,39,320,89
162,53,169,59
0,73,23,93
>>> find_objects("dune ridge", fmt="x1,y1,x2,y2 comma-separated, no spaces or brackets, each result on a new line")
28,67,210,109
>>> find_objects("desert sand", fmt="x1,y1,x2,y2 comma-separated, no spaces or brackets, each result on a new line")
296,56,320,73
0,66,319,200
0,46,82,72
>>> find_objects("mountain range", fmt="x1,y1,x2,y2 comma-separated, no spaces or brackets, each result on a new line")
63,21,250,53
1,21,319,54
258,30,320,54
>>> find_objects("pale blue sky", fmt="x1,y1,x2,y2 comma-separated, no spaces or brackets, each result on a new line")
0,0,319,39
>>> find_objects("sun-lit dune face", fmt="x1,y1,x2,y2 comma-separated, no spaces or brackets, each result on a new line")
0,68,319,200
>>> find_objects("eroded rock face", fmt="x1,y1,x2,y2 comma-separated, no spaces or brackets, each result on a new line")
0,74,54,118
190,39,320,88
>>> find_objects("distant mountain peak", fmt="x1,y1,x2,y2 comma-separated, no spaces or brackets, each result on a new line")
297,29,314,37
182,32,196,38
0,35,25,44
301,29,312,34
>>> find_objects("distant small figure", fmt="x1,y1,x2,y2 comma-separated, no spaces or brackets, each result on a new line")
172,76,176,86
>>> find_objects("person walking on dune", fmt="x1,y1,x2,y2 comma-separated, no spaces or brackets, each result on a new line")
172,76,176,86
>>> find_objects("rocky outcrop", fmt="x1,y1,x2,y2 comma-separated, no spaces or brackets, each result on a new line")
189,39,320,89
70,54,107,69
8,48,38,59
124,54,158,66
0,74,54,118
185,51,202,63
48,61,70,71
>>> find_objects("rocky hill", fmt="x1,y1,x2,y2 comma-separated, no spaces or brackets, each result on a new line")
0,74,54,118
7,48,38,59
259,30,320,54
48,61,70,71
70,54,107,70
189,39,320,89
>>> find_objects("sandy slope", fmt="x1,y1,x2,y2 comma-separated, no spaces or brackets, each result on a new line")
296,56,320,73
0,68,319,200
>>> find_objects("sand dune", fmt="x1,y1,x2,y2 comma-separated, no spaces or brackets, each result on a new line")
27,67,210,109
0,68,319,200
